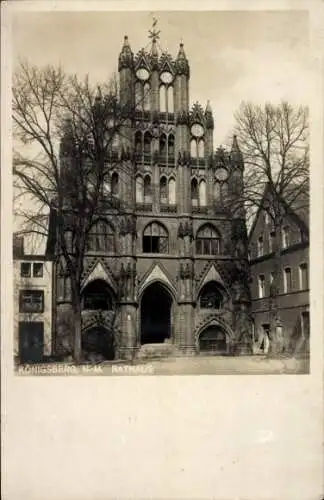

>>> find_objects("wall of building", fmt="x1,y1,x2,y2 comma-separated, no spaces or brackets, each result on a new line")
14,258,53,359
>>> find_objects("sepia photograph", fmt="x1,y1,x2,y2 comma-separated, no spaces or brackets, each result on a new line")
11,9,310,376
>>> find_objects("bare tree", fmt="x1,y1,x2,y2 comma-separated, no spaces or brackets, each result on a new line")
228,101,309,354
13,60,141,363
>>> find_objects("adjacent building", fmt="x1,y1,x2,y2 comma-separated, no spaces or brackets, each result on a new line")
48,26,252,361
13,235,54,363
248,184,309,354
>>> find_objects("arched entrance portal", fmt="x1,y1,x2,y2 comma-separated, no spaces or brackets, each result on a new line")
198,325,228,355
82,326,114,361
141,282,172,344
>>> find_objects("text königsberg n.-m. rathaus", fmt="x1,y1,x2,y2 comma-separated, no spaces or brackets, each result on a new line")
48,26,252,361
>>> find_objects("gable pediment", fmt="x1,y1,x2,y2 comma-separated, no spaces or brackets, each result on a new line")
81,260,115,291
140,263,174,293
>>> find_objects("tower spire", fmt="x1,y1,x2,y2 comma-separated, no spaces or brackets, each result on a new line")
118,35,134,70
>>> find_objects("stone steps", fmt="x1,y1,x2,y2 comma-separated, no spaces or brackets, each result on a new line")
136,342,178,360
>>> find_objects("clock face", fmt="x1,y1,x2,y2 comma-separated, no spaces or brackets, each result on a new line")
191,123,204,138
215,167,229,182
160,71,173,84
136,67,150,81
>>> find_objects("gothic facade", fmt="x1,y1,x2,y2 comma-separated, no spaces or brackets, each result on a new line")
53,29,252,360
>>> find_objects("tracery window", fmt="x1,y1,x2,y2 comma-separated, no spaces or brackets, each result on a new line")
199,179,207,206
111,172,119,196
144,175,152,202
142,222,169,254
136,175,144,203
196,224,221,255
191,178,199,206
160,176,168,204
87,220,115,252
199,282,223,309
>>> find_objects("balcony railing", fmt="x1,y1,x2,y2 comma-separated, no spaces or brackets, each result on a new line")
192,205,208,214
136,202,152,212
160,203,177,213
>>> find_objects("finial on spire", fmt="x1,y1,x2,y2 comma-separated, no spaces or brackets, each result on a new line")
148,16,161,43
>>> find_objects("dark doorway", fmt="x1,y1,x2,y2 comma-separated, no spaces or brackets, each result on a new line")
19,321,44,363
198,326,227,355
141,282,172,344
82,327,114,361
82,280,113,311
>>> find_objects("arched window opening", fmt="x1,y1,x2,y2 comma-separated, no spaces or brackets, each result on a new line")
143,83,150,111
143,222,169,253
168,178,176,205
190,139,197,158
214,182,221,203
135,131,142,158
159,85,166,112
87,220,115,252
144,175,152,201
159,134,167,157
196,224,221,255
135,82,143,110
136,176,144,203
143,132,152,157
191,178,198,207
160,176,168,204
111,172,119,196
167,86,174,113
199,179,207,206
198,140,205,158
168,134,175,158
82,280,113,311
221,182,228,202
199,282,223,309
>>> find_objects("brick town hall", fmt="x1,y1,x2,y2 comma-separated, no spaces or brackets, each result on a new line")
49,24,252,360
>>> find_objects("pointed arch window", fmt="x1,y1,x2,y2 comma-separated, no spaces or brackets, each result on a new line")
168,134,175,158
196,224,221,255
199,179,207,206
160,176,168,204
136,175,144,203
135,82,143,110
198,140,205,158
87,220,115,252
143,221,169,253
214,181,221,203
191,178,199,207
135,131,142,160
167,86,174,113
111,172,119,196
144,175,152,202
199,282,223,309
143,83,150,111
168,178,176,205
159,85,167,112
190,140,197,158
143,132,152,158
82,280,114,311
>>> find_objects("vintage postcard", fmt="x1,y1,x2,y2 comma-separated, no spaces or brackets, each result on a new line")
2,1,323,499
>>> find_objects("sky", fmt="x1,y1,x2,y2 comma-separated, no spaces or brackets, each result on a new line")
12,9,311,146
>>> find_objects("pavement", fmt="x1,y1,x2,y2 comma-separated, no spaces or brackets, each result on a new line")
16,354,309,376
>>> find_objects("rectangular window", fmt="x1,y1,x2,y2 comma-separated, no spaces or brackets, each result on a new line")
284,267,292,293
33,263,44,278
20,262,31,278
301,311,310,338
299,263,309,290
19,290,44,313
258,275,265,298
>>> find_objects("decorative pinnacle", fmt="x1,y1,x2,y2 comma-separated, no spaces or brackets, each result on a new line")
231,134,240,151
148,16,161,43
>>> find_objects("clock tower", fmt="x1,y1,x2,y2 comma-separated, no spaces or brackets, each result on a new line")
53,19,251,361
